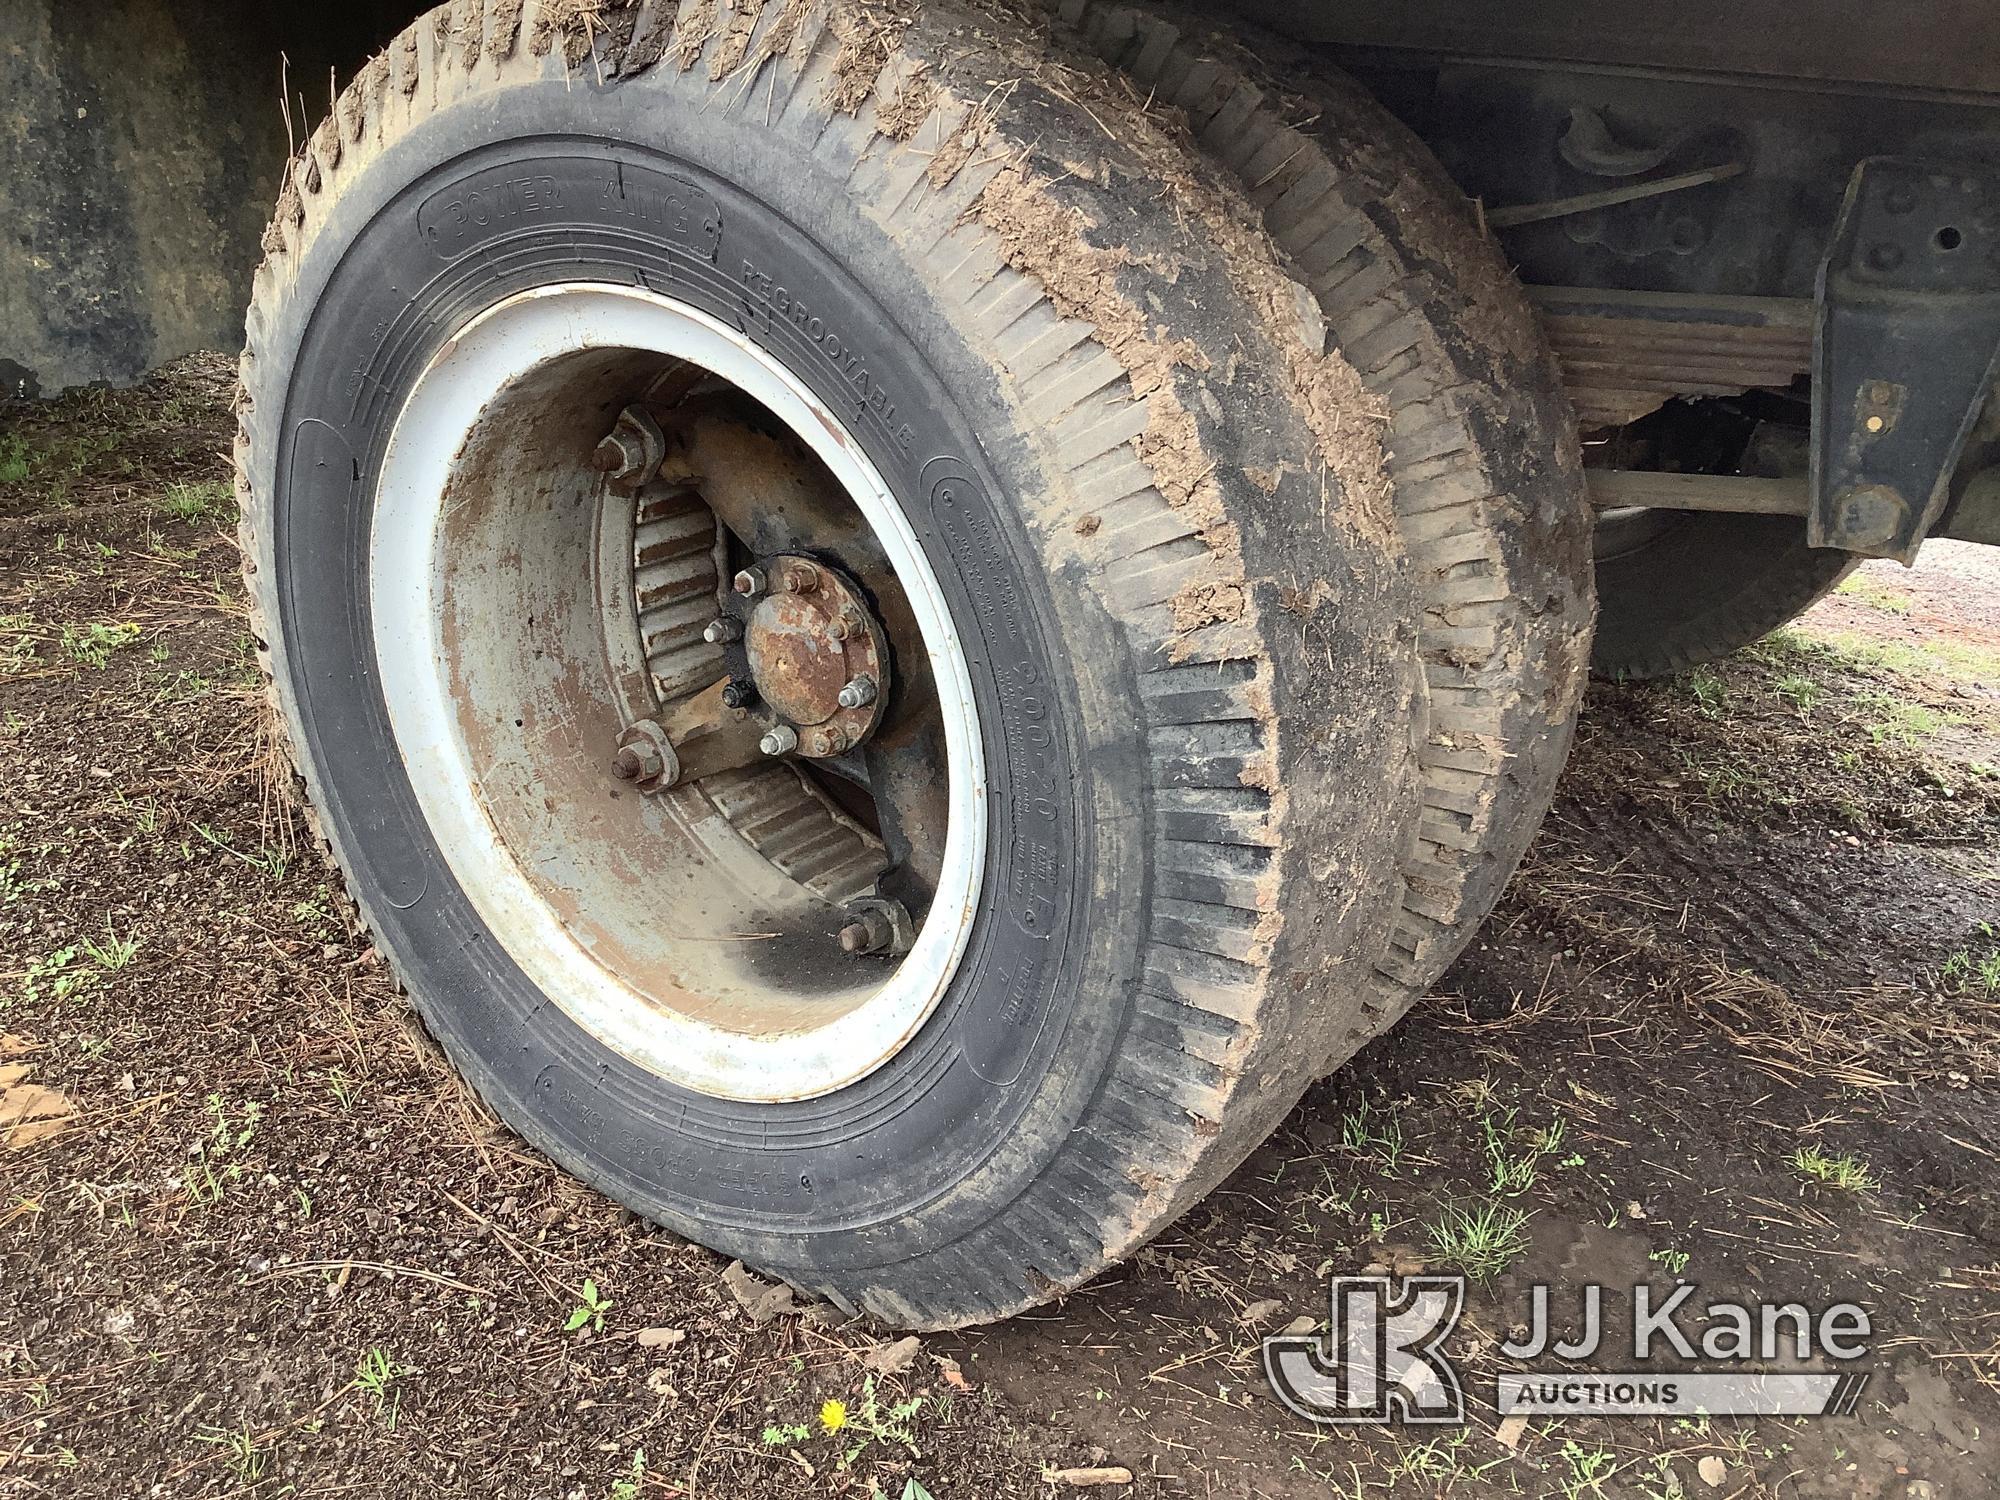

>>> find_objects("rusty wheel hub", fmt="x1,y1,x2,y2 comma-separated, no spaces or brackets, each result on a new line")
740,554,889,759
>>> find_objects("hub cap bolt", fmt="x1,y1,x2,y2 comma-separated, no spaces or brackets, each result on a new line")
732,566,767,598
836,674,877,710
703,617,742,645
808,726,848,757
759,724,799,757
783,563,820,594
720,677,755,710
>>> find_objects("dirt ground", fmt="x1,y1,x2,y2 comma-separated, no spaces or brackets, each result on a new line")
3,363,1998,1499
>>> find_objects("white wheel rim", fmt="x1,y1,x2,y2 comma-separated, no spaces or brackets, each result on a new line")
370,283,986,1102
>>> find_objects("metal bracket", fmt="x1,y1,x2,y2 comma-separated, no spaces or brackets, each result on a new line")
1812,157,2000,561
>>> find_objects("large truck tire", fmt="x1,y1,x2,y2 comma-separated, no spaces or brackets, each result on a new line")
1056,2,1597,1054
235,0,1426,1327
1590,510,1856,680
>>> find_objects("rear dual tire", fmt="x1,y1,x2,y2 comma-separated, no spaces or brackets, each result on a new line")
238,0,1429,1326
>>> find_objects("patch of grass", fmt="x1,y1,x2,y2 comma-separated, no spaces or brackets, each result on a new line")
1424,1200,1530,1281
1789,1145,1876,1193
1836,573,1914,615
0,432,30,485
59,619,142,670
1681,664,1728,718
1940,927,2000,996
1772,671,1824,712
1860,691,1949,747
1648,1246,1691,1277
354,1347,407,1426
81,928,140,972
1479,1108,1568,1197
1770,621,2000,691
195,1422,267,1486
1339,1097,1407,1177
1556,1440,1618,1500
157,479,232,524
0,426,122,507
191,822,290,878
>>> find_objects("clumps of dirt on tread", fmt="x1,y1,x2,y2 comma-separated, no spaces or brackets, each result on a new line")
669,0,719,69
924,82,1010,188
983,33,1398,558
308,111,342,174
823,5,908,112
1171,579,1246,634
261,174,304,258
706,0,766,78
393,28,421,95
344,54,390,141
434,1,482,70
744,0,816,74
878,66,939,138
532,0,643,68
488,0,527,59
973,164,1227,537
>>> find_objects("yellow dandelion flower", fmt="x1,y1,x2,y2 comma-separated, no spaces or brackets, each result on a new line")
819,1398,849,1434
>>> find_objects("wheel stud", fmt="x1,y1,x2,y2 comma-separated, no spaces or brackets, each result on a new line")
759,724,798,756
836,675,876,709
612,742,662,782
733,566,767,598
836,898,913,957
703,617,742,645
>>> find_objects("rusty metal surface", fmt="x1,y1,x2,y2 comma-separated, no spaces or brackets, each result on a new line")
1586,471,1808,515
1529,287,1815,429
1226,0,2000,98
744,555,889,757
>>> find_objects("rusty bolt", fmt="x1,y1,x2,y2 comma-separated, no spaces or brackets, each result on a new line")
733,566,767,598
720,677,755,710
759,724,799,757
807,726,848,757
782,563,820,594
613,741,663,782
836,674,877,710
826,618,850,642
703,617,742,645
838,910,892,955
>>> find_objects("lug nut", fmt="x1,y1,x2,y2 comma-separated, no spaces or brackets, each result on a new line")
836,674,877,710
703,617,742,645
720,677,755,710
836,898,913,957
733,566,767,598
612,742,662,782
759,724,799,757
